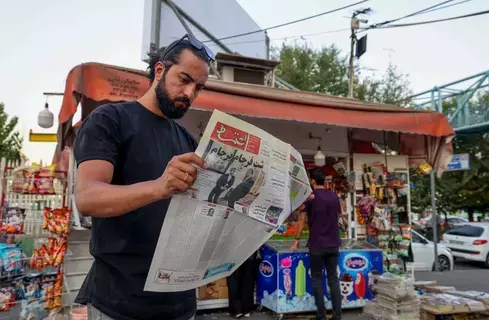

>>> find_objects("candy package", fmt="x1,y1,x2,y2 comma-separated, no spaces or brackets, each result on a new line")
0,207,26,234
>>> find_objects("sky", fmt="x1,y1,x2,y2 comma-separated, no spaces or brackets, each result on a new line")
0,0,488,164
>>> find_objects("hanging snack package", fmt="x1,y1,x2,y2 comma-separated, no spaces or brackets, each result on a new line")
333,162,347,176
61,207,71,235
41,273,57,310
53,238,67,267
401,225,412,240
0,282,16,312
39,244,53,267
52,272,63,308
1,244,23,275
11,168,28,193
22,164,41,194
0,207,26,234
23,274,41,303
399,240,410,257
29,249,44,271
36,164,57,195
42,207,51,230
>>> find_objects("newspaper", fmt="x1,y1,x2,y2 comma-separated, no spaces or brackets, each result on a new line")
144,110,312,292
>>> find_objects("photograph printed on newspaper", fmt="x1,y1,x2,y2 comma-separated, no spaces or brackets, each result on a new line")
144,110,312,292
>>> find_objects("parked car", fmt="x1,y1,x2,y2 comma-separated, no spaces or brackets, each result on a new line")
442,223,489,268
410,230,454,272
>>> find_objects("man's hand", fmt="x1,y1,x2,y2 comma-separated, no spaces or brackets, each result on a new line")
156,153,207,199
290,239,300,252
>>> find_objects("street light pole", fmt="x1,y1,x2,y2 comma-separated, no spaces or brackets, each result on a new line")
348,24,355,99
348,8,371,99
431,169,439,272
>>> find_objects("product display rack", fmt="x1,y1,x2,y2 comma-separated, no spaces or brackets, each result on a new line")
352,154,412,274
0,163,73,319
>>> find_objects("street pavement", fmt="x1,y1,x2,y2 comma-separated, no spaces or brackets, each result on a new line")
196,262,489,320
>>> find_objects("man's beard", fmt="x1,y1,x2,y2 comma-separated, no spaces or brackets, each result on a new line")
155,73,191,119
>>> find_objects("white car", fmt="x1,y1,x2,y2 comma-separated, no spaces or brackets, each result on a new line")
442,223,489,268
409,230,454,272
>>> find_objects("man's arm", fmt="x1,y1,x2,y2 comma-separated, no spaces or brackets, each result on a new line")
295,211,307,240
73,107,205,218
290,210,307,252
75,160,161,218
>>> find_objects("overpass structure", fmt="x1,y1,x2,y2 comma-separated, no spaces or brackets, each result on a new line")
409,70,489,135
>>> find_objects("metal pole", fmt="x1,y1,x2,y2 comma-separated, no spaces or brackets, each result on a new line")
348,23,355,99
430,169,439,272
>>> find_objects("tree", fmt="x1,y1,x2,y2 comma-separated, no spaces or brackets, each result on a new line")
0,103,22,162
273,43,489,220
356,64,412,106
273,43,411,105
410,93,489,221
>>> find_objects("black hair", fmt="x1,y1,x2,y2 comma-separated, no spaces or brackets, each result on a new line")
147,39,210,82
310,168,325,185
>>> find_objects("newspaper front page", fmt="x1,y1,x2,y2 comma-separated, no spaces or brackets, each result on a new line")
144,110,312,292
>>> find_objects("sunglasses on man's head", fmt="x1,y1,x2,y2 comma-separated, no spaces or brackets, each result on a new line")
163,34,215,62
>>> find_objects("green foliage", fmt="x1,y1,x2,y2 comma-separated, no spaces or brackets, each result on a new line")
272,43,411,105
273,43,489,218
0,103,22,162
411,93,489,218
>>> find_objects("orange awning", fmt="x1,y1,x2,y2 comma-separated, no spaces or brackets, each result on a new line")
57,62,453,142
54,62,454,172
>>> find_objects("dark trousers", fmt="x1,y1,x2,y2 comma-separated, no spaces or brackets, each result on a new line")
310,247,341,320
227,258,257,315
208,186,223,204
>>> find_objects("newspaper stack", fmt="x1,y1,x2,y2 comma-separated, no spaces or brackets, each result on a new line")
144,110,312,292
363,273,420,320
448,290,489,309
420,293,486,314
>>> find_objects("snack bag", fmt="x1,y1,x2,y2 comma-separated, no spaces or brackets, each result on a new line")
52,272,63,308
36,177,55,195
11,169,28,193
41,273,57,309
37,164,57,195
39,245,52,267
23,274,41,303
53,238,67,267
0,282,16,312
22,164,41,195
1,207,26,234
43,207,51,230
1,245,23,274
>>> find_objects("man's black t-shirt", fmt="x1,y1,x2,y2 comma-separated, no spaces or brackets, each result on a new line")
73,101,198,320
